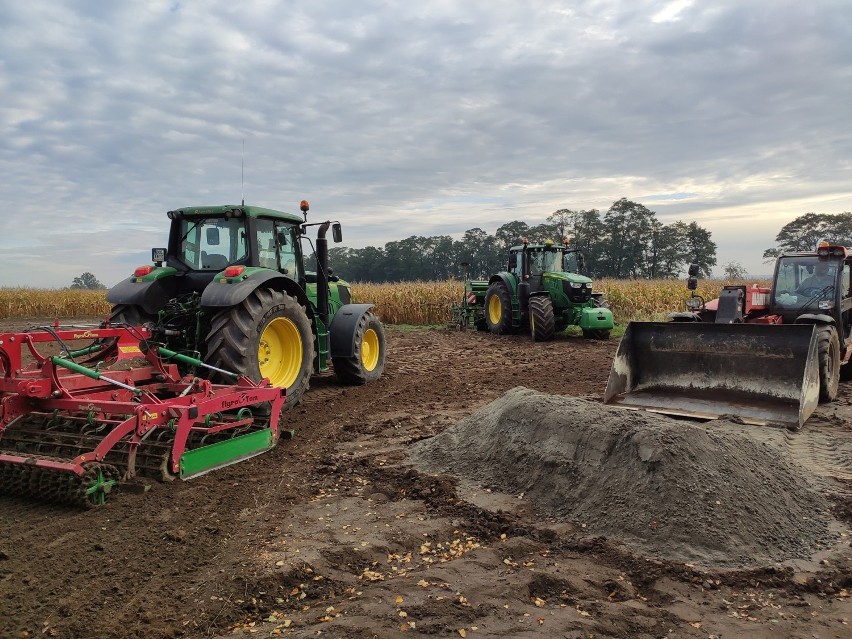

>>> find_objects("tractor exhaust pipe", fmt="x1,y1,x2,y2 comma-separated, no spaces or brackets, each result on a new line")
316,222,330,328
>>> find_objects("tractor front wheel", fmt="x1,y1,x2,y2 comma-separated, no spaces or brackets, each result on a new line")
817,325,840,402
529,296,555,342
205,289,315,408
333,311,386,385
485,283,514,335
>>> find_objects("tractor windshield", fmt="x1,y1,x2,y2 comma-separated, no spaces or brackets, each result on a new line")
529,248,566,275
179,217,248,271
774,256,837,307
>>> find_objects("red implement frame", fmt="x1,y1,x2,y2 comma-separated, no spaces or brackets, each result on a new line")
0,324,285,481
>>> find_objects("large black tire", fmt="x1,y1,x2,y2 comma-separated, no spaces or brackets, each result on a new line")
529,296,555,342
817,325,840,403
205,289,315,408
333,311,386,385
484,282,514,335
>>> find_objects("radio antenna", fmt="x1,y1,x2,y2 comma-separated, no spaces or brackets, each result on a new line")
241,138,245,206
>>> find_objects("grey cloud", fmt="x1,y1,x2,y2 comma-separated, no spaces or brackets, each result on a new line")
1,0,850,286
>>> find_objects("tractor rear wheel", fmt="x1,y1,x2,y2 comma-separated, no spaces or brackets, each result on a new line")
817,325,840,402
205,289,315,408
529,296,555,342
485,283,514,335
333,311,386,385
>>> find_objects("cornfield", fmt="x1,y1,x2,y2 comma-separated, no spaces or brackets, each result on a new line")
0,279,770,325
0,288,111,320
352,278,772,325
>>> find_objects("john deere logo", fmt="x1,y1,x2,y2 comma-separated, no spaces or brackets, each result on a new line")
73,331,99,339
597,312,606,320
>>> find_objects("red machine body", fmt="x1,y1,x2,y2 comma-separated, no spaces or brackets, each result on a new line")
0,322,286,506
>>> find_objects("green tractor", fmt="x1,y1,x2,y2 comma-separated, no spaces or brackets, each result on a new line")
106,200,386,407
455,239,613,341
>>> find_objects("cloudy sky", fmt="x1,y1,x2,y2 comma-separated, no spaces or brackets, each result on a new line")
2,1,850,287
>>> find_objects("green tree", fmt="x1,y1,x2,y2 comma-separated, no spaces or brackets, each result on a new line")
495,221,531,252
600,198,657,278
546,209,576,242
70,272,105,290
722,261,747,279
763,212,852,260
684,221,717,278
570,209,604,276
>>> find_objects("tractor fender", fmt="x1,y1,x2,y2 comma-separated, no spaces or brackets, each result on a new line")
200,270,312,311
329,304,376,358
794,313,835,326
488,272,517,295
106,277,176,315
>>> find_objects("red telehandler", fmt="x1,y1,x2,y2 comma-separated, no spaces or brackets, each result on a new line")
605,242,852,428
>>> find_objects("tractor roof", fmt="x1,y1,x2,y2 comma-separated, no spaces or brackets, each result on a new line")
168,204,303,224
509,244,571,252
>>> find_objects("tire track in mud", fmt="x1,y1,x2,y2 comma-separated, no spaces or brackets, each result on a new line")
719,420,852,495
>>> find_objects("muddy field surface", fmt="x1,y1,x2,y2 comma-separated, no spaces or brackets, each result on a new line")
1,321,851,639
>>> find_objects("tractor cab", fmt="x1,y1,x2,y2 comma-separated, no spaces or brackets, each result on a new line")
509,240,592,298
771,248,852,317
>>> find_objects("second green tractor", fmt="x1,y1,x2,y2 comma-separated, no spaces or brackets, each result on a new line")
456,239,614,341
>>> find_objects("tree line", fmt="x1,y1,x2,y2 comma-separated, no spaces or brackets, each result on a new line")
73,207,851,288
763,212,852,258
328,198,718,282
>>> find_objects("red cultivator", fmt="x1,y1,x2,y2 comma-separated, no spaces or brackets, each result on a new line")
0,322,286,507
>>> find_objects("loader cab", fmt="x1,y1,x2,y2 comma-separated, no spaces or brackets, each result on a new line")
771,250,852,343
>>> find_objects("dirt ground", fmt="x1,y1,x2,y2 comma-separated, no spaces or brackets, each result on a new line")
1,322,851,639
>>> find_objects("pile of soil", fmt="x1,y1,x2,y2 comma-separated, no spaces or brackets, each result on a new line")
411,386,837,567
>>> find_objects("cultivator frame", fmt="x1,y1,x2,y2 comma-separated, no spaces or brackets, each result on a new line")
0,322,286,507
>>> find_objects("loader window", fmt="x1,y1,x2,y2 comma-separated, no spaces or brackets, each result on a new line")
774,257,836,306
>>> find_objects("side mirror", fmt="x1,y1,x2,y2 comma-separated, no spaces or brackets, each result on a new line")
206,227,220,246
577,253,586,273
687,277,698,291
332,223,342,243
277,229,289,246
688,263,700,277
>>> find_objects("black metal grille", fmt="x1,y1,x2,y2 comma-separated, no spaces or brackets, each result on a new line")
562,281,592,303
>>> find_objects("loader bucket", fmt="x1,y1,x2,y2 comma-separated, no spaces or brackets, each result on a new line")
603,322,820,428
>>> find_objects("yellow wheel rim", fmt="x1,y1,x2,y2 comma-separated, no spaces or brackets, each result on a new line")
361,328,380,372
488,294,502,325
258,317,303,388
